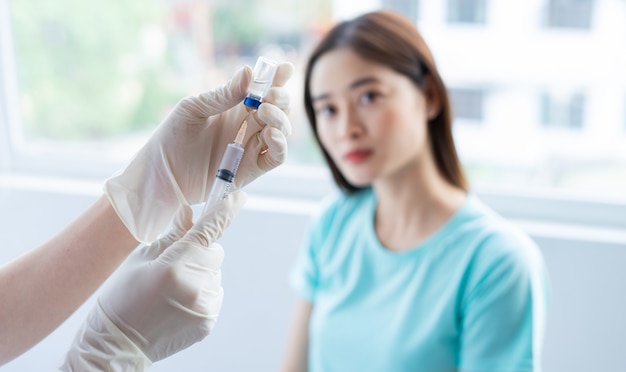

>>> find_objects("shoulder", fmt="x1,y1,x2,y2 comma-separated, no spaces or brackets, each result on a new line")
312,188,373,225
452,196,549,314
459,194,545,278
305,188,373,244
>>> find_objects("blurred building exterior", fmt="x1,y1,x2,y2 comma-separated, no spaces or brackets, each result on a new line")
332,0,626,196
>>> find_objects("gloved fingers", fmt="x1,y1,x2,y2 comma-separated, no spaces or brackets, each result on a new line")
184,191,247,247
166,205,194,240
235,105,289,187
248,103,290,171
272,61,295,87
136,205,194,260
262,85,291,114
199,285,224,319
256,102,292,137
160,244,224,314
200,243,226,273
188,285,223,335
184,65,253,118
175,243,225,277
154,193,241,265
258,127,288,170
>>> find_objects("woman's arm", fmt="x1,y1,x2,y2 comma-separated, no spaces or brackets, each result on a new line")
0,195,138,364
281,299,313,372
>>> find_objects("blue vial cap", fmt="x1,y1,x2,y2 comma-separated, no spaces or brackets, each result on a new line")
244,96,262,109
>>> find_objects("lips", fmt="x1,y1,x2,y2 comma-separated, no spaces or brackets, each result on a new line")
344,149,372,164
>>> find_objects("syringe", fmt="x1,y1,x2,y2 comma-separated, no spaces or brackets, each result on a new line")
202,56,276,215
202,118,248,215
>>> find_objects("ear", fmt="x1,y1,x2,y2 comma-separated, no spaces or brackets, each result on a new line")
424,75,442,120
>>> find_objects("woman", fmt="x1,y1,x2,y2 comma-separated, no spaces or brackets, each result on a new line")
282,10,548,372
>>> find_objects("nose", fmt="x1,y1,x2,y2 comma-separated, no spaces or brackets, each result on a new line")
338,107,364,140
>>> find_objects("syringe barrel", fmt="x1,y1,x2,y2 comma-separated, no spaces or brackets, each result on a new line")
216,143,244,182
202,143,244,215
244,56,278,109
203,178,230,215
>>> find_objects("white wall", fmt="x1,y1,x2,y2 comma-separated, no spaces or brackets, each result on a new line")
1,184,625,371
418,0,626,166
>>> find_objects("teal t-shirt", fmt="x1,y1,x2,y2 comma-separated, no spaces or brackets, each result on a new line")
290,189,549,372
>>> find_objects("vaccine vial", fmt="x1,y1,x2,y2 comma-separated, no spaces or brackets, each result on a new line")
243,56,279,109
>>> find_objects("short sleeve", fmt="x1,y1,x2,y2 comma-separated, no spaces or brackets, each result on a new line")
458,233,550,372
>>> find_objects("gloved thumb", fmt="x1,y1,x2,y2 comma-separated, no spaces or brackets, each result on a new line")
184,191,247,247
184,66,253,118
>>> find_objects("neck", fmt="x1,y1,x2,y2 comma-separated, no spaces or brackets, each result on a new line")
372,157,466,251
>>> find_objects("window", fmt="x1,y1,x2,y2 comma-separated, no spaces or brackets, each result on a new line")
2,1,626,203
1,0,331,181
540,91,585,129
382,0,418,20
447,0,486,24
545,0,594,29
449,88,485,121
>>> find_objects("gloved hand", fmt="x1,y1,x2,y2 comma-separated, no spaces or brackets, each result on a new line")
59,191,247,371
104,62,293,243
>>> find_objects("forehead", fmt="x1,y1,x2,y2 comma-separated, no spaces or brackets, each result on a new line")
310,47,397,96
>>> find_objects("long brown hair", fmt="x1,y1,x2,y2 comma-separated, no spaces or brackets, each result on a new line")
304,10,468,193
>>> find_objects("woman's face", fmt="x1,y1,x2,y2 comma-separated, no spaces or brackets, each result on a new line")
310,47,432,187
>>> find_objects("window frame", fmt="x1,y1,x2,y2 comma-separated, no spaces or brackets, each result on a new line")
0,0,14,173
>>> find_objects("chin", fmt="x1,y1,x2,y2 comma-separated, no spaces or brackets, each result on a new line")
343,173,375,187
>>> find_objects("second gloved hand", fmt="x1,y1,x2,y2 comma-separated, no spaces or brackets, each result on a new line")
60,192,247,371
104,62,294,243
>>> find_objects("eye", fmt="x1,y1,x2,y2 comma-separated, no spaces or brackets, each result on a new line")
315,104,336,118
359,91,381,105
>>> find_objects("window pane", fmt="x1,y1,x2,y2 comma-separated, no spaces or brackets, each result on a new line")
546,0,594,29
449,88,484,121
540,90,585,129
382,0,418,20
447,0,486,24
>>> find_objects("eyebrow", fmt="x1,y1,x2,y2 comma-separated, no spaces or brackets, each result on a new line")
311,76,381,103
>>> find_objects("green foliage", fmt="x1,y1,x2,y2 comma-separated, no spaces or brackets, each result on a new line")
10,1,179,140
212,0,266,55
8,0,331,151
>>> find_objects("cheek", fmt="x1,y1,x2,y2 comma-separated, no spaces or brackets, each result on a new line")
316,125,335,156
369,108,405,142
378,107,428,154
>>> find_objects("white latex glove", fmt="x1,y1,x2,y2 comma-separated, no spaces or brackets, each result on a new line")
59,191,246,371
104,62,293,243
